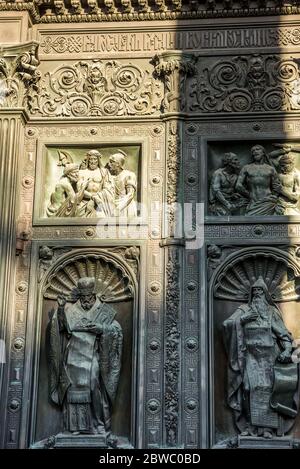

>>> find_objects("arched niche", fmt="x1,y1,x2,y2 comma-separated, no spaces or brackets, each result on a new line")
32,248,138,447
209,246,300,447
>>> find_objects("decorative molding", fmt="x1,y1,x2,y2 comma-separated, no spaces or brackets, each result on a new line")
30,59,162,117
192,54,300,113
167,122,181,237
3,1,300,23
152,52,197,113
213,247,300,302
38,245,72,282
205,223,300,239
0,43,40,110
38,28,300,57
165,247,180,447
43,250,137,302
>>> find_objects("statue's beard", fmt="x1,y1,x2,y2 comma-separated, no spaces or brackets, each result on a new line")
81,298,95,311
109,167,118,175
251,296,269,316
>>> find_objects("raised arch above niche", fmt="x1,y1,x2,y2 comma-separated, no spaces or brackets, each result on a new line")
213,247,300,303
43,250,137,303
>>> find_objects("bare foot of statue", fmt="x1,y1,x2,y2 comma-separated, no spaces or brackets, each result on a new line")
72,431,80,435
240,429,251,436
263,429,273,439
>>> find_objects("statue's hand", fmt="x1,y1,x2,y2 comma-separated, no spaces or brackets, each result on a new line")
277,350,292,364
240,313,258,325
86,323,104,334
57,294,67,307
282,144,292,153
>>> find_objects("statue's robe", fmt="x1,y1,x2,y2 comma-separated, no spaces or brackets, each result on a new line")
223,303,298,433
97,169,137,219
48,297,122,434
113,169,137,218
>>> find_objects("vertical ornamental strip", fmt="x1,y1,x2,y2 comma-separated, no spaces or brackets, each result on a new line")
0,42,39,447
154,52,197,447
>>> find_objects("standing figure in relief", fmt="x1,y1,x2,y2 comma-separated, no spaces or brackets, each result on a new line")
77,150,114,218
46,163,82,217
236,145,282,216
223,277,299,438
96,150,137,218
48,277,123,446
268,145,300,215
209,152,246,216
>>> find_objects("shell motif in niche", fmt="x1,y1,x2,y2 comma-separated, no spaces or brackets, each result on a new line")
44,254,134,303
214,252,300,302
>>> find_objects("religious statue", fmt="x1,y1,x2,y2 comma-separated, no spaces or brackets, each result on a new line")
236,145,283,216
209,152,246,216
77,149,114,218
223,277,299,438
268,144,300,215
46,163,83,217
46,148,138,219
103,150,137,218
48,277,123,446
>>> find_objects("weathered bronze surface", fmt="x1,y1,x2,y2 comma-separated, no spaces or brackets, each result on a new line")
223,277,299,439
48,277,122,446
2,3,300,450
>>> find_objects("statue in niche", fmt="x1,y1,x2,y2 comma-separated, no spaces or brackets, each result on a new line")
46,149,137,218
209,152,247,216
223,277,299,439
48,277,123,446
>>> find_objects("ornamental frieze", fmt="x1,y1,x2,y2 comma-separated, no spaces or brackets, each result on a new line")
38,28,300,56
29,59,162,117
191,54,300,113
2,0,300,22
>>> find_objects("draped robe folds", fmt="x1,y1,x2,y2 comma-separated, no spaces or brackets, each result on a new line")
48,297,123,434
223,303,299,433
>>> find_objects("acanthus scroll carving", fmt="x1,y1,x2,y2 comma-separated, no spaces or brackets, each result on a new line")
0,43,40,109
192,54,300,113
31,60,162,117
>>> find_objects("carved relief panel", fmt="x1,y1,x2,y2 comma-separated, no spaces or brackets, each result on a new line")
26,247,139,448
27,58,163,118
207,140,300,218
189,54,300,114
35,144,141,222
6,9,300,451
10,121,166,449
209,246,300,448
